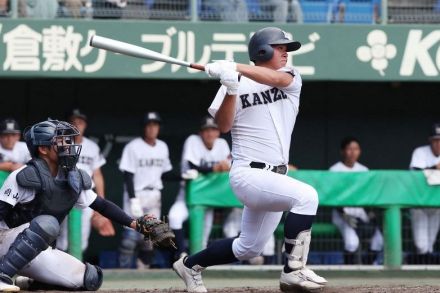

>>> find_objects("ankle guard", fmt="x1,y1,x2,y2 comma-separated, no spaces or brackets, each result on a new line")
284,229,311,270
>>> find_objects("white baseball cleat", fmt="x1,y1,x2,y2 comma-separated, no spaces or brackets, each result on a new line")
300,267,327,284
173,256,207,293
0,275,19,292
280,270,324,292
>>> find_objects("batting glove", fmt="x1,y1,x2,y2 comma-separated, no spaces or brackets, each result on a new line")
181,169,199,180
130,197,144,218
205,60,237,78
220,70,240,95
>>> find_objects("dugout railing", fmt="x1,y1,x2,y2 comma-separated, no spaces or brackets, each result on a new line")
186,170,440,269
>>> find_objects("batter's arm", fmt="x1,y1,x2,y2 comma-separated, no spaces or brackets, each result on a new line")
236,63,293,88
215,94,236,133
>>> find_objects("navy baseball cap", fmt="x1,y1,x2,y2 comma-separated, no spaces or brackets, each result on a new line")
67,108,87,121
0,118,21,134
200,116,218,130
429,123,440,140
143,112,161,125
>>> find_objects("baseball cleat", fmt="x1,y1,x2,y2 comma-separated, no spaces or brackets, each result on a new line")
173,256,207,293
14,276,32,290
0,274,19,292
280,270,324,292
299,268,327,284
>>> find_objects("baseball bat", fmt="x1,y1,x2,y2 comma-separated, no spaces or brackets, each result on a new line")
89,35,205,71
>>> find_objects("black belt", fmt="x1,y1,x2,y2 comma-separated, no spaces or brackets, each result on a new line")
249,161,288,175
142,186,155,191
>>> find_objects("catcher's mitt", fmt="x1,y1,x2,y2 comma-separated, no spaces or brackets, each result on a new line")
135,215,176,249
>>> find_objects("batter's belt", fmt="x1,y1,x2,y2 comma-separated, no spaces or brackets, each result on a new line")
249,161,288,175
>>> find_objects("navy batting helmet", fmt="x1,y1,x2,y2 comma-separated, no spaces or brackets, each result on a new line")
24,120,81,170
248,27,301,63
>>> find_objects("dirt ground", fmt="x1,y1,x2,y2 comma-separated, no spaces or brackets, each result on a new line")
18,268,440,293
19,286,440,293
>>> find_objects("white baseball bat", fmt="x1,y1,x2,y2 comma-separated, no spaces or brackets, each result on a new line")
89,35,205,71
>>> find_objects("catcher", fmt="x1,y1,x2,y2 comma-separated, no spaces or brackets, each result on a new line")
0,119,175,292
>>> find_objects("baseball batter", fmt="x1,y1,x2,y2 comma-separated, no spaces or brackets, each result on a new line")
330,136,383,264
173,27,327,292
169,116,231,258
0,118,31,172
0,119,151,292
56,109,115,253
408,123,440,264
118,111,172,268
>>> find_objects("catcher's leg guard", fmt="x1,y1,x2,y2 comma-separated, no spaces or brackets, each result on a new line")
83,263,103,291
0,215,59,278
119,228,141,268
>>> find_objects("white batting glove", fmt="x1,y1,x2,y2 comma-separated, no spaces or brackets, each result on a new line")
220,70,240,95
205,60,237,78
181,169,199,180
130,197,143,218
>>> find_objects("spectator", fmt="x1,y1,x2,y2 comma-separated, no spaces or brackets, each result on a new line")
56,109,115,255
93,0,126,19
329,0,345,23
168,116,231,259
408,123,440,264
0,118,30,172
118,112,172,269
269,0,303,23
0,0,8,17
330,136,383,264
59,0,92,18
205,0,248,22
18,0,58,18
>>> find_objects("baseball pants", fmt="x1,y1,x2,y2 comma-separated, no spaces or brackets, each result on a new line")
0,224,85,288
228,164,319,260
410,208,440,254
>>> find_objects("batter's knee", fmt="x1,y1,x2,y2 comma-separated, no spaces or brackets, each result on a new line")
299,185,319,215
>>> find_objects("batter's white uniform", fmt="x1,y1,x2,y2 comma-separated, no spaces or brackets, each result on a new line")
56,137,106,251
169,134,230,249
0,141,31,164
329,162,383,253
0,167,97,288
209,66,319,260
409,145,440,254
119,137,172,218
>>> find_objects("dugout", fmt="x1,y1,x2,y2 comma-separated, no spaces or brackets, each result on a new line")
0,19,439,265
1,78,439,265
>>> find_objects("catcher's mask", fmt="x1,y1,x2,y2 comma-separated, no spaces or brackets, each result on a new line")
24,120,82,171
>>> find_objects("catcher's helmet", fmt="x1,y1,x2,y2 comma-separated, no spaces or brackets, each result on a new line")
24,120,81,170
248,27,301,62
0,118,21,135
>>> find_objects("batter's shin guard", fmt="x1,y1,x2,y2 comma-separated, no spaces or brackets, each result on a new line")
0,215,59,278
284,229,311,271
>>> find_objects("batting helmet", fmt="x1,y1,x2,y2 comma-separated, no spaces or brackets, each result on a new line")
0,118,21,135
248,27,301,62
24,120,81,170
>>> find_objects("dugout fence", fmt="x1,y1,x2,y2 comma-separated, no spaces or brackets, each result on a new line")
186,170,440,269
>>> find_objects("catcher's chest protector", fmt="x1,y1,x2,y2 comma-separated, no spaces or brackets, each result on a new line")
8,159,82,227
